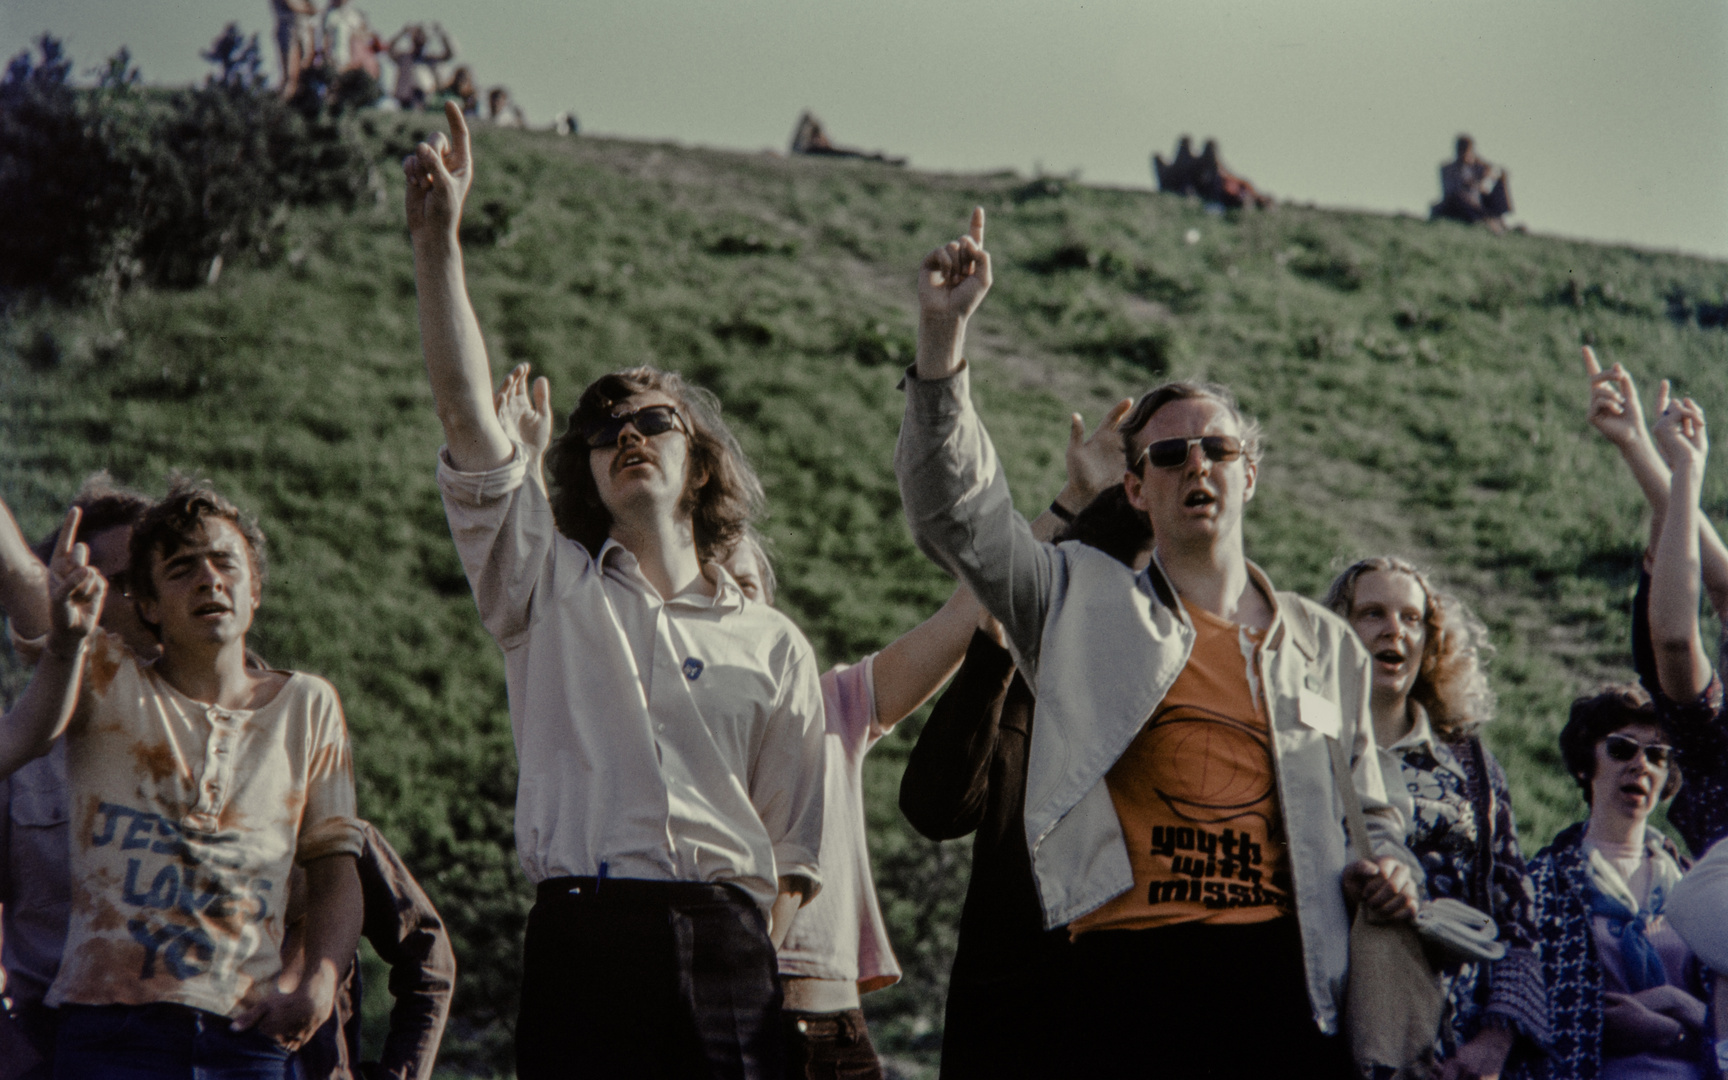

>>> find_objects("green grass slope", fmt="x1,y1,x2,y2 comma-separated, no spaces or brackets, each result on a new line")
5,119,1728,1075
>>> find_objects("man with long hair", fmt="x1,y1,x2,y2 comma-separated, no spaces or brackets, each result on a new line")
895,208,1418,1077
403,104,826,1079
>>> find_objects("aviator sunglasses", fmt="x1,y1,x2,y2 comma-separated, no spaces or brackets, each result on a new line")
581,404,687,448
1136,434,1244,470
1602,733,1675,768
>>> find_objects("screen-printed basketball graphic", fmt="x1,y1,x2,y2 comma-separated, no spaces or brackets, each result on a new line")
1141,704,1276,826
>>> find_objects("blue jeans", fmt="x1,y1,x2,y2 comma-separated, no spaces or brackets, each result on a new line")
54,1003,291,1080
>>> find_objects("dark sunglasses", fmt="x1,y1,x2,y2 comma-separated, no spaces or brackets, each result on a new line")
1603,733,1675,768
1136,434,1244,471
581,404,687,449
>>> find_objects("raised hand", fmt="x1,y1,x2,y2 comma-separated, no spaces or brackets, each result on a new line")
45,507,105,658
1652,381,1708,477
403,101,474,244
1584,346,1650,450
918,207,992,327
1061,398,1136,511
494,363,554,494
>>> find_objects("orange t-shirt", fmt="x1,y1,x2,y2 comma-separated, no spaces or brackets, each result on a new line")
1070,599,1293,935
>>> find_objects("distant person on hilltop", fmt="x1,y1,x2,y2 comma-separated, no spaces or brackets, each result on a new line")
1432,135,1513,233
440,65,480,117
1152,135,1272,209
320,0,386,109
271,0,318,98
487,87,526,128
387,23,453,110
402,103,826,1079
789,111,907,166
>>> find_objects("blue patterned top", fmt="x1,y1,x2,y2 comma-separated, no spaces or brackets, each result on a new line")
1383,711,1548,1069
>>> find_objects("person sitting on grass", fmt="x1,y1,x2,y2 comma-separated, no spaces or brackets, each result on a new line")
1432,135,1513,234
404,102,826,1080
0,480,365,1080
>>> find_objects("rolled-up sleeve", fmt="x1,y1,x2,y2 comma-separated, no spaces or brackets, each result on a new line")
435,444,560,652
751,644,827,897
894,364,1056,677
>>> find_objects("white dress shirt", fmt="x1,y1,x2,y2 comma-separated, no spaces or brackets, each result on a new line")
436,446,826,914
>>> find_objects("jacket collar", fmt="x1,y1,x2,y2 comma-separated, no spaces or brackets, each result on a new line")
1143,554,1303,656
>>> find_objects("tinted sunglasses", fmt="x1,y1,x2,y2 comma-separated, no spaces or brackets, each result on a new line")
1136,434,1244,470
1603,733,1675,768
581,404,687,448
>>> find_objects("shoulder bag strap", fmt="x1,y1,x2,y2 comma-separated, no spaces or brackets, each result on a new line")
1327,734,1374,863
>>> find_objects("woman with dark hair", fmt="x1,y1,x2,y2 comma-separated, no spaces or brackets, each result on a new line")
900,481,1152,1080
1528,686,1713,1080
1326,558,1545,1079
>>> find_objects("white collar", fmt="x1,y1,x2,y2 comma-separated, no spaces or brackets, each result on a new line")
1388,704,1466,781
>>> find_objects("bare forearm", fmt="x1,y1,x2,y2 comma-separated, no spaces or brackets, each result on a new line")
1650,464,1711,698
915,313,966,381
767,877,806,950
412,237,511,471
873,587,984,730
0,498,49,641
0,646,82,777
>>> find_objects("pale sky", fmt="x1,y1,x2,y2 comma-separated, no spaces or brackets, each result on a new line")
5,0,1726,260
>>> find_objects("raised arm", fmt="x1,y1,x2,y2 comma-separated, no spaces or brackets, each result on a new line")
1649,386,1715,700
914,207,991,382
871,588,983,731
405,102,513,473
0,490,50,642
0,509,104,778
1586,347,1728,614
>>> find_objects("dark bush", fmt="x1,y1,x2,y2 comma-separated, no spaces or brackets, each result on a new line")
0,30,371,299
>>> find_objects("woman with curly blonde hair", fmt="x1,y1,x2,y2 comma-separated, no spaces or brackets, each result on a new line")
1325,557,1547,1080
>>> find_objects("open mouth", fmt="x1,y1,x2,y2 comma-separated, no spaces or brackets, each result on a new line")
192,602,231,619
1373,649,1406,668
1183,489,1216,508
613,448,657,475
1621,780,1651,798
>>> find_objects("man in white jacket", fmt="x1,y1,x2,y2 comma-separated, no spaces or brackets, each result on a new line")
894,208,1418,1078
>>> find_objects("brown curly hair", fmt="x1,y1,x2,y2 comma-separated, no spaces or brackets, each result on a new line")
545,367,764,564
1324,556,1496,741
128,476,268,605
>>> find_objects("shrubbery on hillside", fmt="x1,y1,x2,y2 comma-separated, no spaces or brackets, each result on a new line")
0,32,371,300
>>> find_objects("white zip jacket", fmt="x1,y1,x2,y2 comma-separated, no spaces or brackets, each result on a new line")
893,363,1409,1033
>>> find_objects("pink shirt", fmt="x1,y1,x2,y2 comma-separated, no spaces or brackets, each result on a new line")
776,657,901,991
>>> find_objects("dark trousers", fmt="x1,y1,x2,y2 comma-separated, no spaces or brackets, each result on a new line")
517,876,785,1080
53,1003,290,1080
781,1008,881,1080
1065,918,1354,1080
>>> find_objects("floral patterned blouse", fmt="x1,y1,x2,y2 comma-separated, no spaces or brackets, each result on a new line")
1380,708,1548,1065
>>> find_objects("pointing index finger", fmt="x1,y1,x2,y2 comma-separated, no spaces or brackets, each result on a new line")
445,100,472,174
55,507,82,562
1583,345,1601,377
969,206,985,248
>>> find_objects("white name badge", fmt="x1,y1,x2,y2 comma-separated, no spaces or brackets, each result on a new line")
1297,686,1343,738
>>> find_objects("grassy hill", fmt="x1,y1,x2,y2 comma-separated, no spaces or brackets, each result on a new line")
4,116,1728,1076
